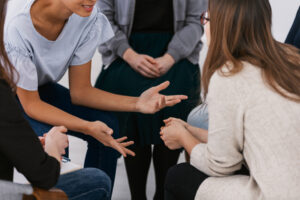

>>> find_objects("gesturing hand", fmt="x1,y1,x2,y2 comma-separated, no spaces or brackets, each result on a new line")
123,48,160,78
136,81,188,114
87,121,135,157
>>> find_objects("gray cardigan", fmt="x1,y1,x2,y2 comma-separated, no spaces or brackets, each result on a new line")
97,0,208,65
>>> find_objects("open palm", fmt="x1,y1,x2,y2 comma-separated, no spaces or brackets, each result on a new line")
136,81,188,114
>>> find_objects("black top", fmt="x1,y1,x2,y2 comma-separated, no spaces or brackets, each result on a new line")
132,0,174,33
285,6,300,49
0,80,60,189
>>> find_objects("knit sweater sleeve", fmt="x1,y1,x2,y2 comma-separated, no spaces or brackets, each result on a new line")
190,69,245,176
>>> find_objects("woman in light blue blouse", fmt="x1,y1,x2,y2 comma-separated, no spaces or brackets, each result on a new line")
4,0,186,190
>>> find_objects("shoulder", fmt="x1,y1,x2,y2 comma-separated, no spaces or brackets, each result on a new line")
4,10,32,55
5,0,32,37
209,62,259,101
5,13,31,38
0,79,15,110
211,61,260,85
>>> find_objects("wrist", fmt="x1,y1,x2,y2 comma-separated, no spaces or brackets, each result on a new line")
80,120,94,136
178,128,190,146
123,48,137,63
164,53,175,65
132,97,140,112
181,130,199,155
45,140,61,163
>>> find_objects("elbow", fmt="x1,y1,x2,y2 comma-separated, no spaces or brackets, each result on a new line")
30,160,60,190
32,177,58,190
21,102,38,119
206,161,243,177
70,88,84,105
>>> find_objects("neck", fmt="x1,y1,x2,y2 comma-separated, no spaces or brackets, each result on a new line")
31,0,73,25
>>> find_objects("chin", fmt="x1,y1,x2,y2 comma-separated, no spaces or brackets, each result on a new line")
75,11,93,17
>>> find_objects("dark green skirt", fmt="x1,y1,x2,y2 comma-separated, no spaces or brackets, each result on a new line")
95,32,200,146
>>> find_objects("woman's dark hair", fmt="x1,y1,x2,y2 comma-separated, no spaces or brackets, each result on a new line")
202,0,300,102
0,0,17,89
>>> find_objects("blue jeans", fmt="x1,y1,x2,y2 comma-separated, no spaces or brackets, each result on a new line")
56,168,111,200
18,83,120,189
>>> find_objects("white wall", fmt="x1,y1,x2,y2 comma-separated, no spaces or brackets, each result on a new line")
270,0,299,42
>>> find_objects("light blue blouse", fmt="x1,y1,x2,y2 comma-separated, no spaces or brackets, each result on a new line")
4,0,114,91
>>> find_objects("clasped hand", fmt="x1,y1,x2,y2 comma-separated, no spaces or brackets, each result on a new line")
123,48,175,78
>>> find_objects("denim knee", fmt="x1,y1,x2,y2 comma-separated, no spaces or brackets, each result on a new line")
78,168,111,197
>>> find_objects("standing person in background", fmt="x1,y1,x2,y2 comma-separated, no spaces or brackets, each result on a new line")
95,0,207,199
286,6,300,49
4,0,186,191
161,0,300,199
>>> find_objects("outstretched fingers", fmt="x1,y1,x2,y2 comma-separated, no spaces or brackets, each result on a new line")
165,95,188,107
123,148,136,157
153,81,170,93
114,137,135,157
111,141,127,157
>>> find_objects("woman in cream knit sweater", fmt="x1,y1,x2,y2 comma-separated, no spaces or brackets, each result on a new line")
160,0,300,199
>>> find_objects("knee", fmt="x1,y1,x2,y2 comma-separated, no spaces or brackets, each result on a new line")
165,163,190,190
82,168,111,195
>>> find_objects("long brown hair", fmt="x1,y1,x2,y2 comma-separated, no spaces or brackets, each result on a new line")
202,0,300,102
0,0,17,89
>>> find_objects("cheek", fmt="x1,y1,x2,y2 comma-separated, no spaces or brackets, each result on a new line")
205,23,211,46
61,0,83,12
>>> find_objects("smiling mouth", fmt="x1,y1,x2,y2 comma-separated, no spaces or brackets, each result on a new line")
82,5,94,12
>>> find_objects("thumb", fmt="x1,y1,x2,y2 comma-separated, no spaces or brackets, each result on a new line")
57,126,68,133
146,56,157,64
103,125,113,135
153,81,170,93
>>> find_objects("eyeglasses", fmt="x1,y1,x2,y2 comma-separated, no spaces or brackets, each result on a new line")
200,11,210,25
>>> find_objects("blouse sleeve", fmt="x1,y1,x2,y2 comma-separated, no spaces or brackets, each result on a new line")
70,11,114,66
5,25,38,91
0,81,60,189
190,70,245,176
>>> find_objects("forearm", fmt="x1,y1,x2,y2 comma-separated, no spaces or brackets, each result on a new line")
24,100,90,134
71,86,138,112
44,144,61,164
186,125,208,143
181,132,200,155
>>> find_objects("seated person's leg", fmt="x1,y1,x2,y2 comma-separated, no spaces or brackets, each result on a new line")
77,110,120,188
16,100,52,136
38,83,120,187
18,83,119,188
187,104,208,130
56,168,111,200
164,163,208,200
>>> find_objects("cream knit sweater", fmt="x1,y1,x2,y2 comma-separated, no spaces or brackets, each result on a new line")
191,62,300,200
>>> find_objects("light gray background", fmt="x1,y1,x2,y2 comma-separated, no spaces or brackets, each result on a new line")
6,0,300,199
